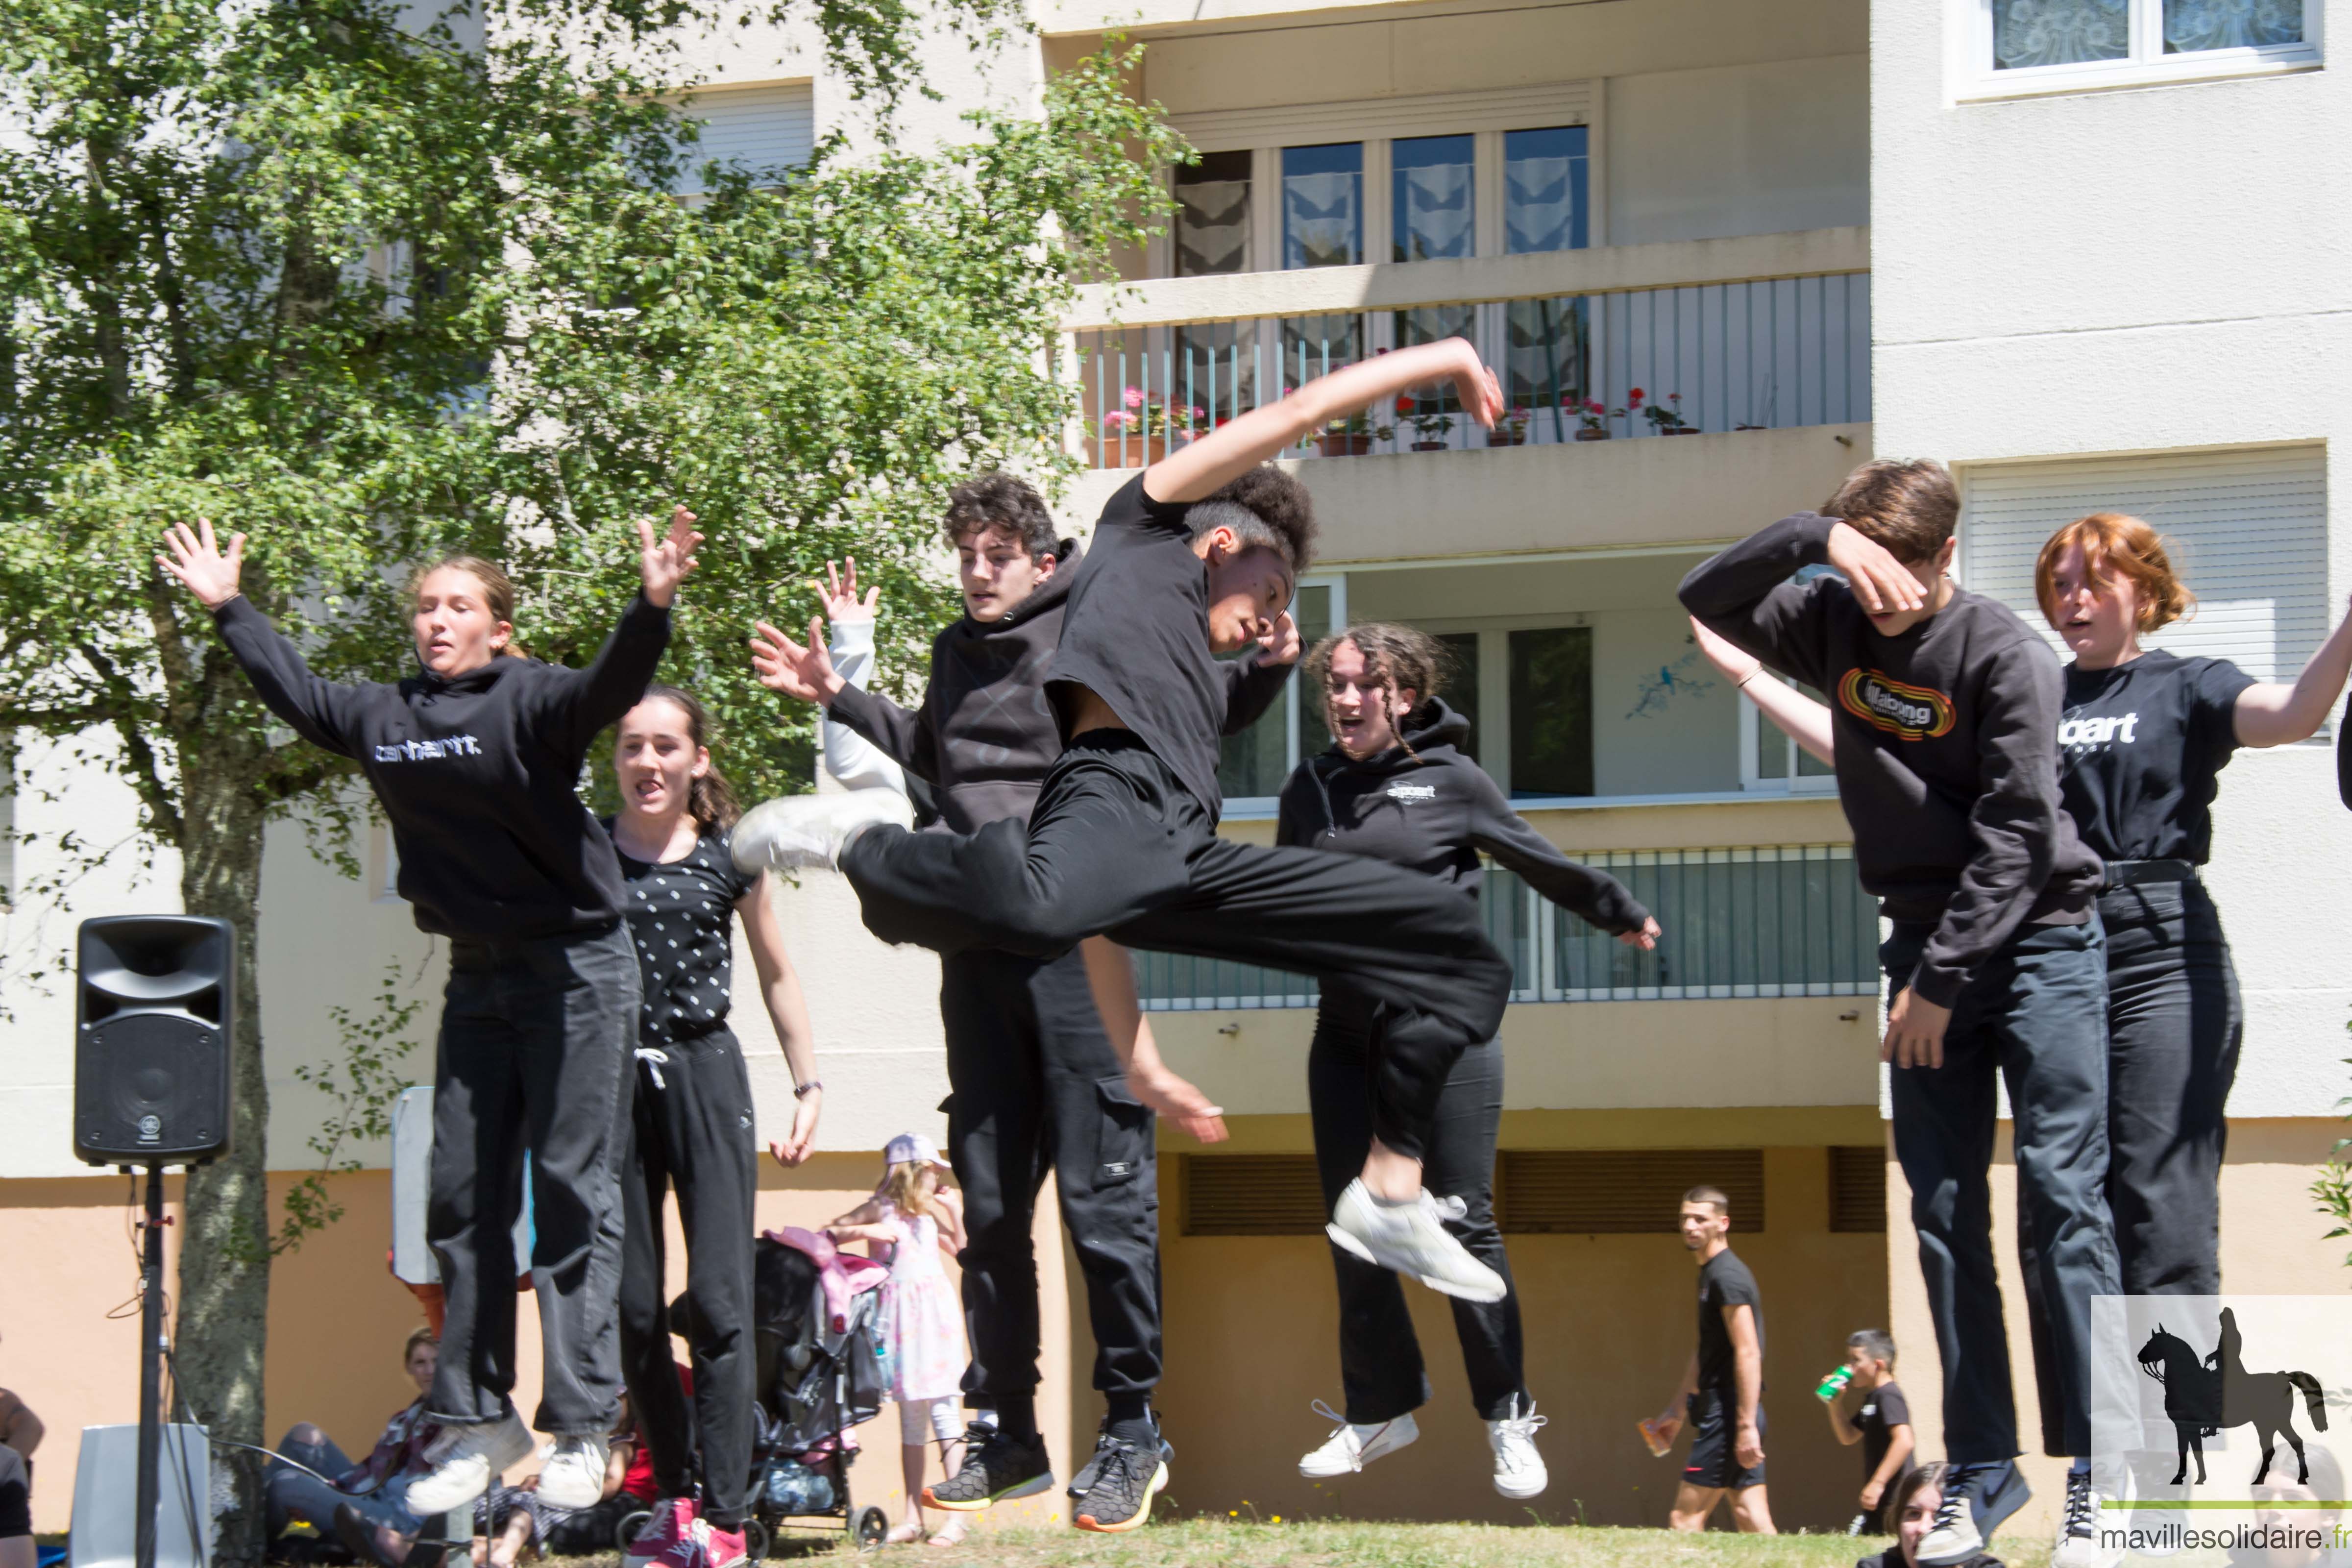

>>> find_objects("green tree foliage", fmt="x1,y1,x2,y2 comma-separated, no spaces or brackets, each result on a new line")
0,0,1178,1543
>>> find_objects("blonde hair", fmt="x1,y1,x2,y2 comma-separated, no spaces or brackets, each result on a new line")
881,1159,943,1223
410,554,526,658
401,1325,438,1365
2034,513,2196,634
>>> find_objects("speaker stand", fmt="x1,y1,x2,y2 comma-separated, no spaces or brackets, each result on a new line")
135,1162,165,1568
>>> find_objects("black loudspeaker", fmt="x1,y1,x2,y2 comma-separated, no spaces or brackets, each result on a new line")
74,916,235,1166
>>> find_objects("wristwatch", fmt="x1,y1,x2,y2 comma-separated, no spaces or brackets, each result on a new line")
794,1080,824,1099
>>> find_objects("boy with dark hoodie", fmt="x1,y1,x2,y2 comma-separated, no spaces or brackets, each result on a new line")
1677,460,2118,1568
736,342,1521,1526
1277,623,1656,1499
783,474,1294,1534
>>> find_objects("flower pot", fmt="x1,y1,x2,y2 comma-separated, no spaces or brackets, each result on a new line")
1487,430,1527,448
1317,434,1376,457
1411,440,1448,452
1573,428,1611,442
1096,434,1167,468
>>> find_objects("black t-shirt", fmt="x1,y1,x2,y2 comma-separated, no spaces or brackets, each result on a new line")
1696,1248,1764,1397
1043,474,1231,821
2059,651,2255,865
609,826,756,1044
1857,1379,1912,1479
0,1443,27,1539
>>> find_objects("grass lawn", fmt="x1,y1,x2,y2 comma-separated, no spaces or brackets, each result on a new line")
550,1518,2050,1568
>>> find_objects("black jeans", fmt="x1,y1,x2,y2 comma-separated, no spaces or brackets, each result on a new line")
843,733,1512,1161
618,1027,760,1527
944,948,1161,1404
2020,880,2242,1453
1884,918,2120,1462
1308,1001,1524,1423
428,924,639,1435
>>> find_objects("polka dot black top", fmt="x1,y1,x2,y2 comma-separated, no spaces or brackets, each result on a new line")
607,824,757,1045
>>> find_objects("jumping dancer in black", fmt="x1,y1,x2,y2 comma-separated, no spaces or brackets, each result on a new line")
159,510,701,1515
735,340,1516,1340
607,686,824,1568
1279,624,1656,1499
751,471,1287,1534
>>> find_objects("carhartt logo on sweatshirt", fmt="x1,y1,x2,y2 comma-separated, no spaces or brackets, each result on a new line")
373,735,484,763
1838,670,1956,740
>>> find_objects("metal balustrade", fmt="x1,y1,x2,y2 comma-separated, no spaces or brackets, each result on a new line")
1133,844,1881,1011
1074,271,1870,470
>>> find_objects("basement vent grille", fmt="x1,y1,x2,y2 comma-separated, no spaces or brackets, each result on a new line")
1498,1149,1765,1234
1182,1154,1327,1236
1828,1145,1888,1233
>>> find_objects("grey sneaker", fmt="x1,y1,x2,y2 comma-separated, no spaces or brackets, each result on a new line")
1918,1460,2031,1565
731,789,911,874
923,1429,1053,1512
1327,1179,1506,1302
1071,1414,1173,1499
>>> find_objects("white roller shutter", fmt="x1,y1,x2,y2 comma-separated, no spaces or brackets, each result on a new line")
672,81,814,192
1960,444,2329,683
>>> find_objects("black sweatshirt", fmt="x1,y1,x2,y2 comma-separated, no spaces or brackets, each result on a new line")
1274,699,1650,934
1679,514,2100,1008
827,538,1295,834
212,592,671,940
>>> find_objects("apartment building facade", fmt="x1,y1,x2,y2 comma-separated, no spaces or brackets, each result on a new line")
3,0,2345,1538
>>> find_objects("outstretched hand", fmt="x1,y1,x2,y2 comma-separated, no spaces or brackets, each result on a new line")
750,618,847,707
817,558,880,625
1825,520,1924,618
1617,916,1663,952
1127,1058,1229,1146
156,518,246,610
638,506,703,608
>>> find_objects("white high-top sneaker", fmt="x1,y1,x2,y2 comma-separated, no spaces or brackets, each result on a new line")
1486,1397,1549,1499
535,1432,613,1508
1327,1179,1506,1302
1298,1402,1419,1478
404,1410,534,1516
731,789,912,874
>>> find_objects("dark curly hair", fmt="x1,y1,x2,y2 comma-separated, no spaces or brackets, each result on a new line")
942,472,1056,563
1192,465,1317,575
1303,622,1448,759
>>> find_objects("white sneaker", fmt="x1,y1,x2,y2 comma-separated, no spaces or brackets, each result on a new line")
1297,1402,1418,1478
2051,1468,2111,1568
403,1411,534,1515
1487,1397,1549,1499
535,1432,612,1509
731,790,912,875
1327,1179,1507,1303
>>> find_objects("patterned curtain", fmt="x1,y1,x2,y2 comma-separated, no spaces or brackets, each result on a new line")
1175,179,1248,277
1398,164,1473,262
1505,157,1579,255
1283,171,1361,270
1993,0,2130,68
2164,0,2303,49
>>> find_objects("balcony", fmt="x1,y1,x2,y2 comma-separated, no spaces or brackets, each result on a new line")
1066,227,1868,471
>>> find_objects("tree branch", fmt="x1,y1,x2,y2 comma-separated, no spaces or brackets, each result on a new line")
76,640,185,844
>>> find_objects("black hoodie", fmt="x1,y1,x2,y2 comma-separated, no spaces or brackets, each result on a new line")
827,539,1296,834
212,592,670,940
1274,698,1649,935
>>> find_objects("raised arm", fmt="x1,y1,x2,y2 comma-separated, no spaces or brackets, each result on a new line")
1463,769,1658,946
537,509,695,755
739,871,823,1167
2235,592,2352,748
1680,514,1924,688
159,519,369,758
1143,338,1502,505
1692,618,1837,766
817,560,925,792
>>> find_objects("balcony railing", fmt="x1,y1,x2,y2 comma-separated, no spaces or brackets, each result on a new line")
1135,843,1881,1011
1065,227,1871,471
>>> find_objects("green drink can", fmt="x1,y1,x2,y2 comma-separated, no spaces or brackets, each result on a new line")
1815,1365,1853,1402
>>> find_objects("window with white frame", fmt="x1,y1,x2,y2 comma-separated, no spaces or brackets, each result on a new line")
1218,576,1346,808
1961,0,2318,96
1960,443,2329,692
669,81,816,193
1739,679,1838,794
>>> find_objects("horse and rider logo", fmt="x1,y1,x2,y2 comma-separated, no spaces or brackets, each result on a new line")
2136,1307,2329,1487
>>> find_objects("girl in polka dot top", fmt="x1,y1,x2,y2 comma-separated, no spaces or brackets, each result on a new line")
606,684,822,1554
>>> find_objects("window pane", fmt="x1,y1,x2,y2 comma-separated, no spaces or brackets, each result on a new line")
1279,313,1366,393
1992,0,2129,68
1217,584,1333,797
1795,682,1835,776
1393,134,1474,263
1295,585,1336,758
1504,296,1589,417
1754,704,1789,781
2164,0,2303,50
1504,126,1587,256
1508,627,1593,797
1283,143,1363,270
1435,632,1480,761
1395,305,1478,422
1176,149,1250,277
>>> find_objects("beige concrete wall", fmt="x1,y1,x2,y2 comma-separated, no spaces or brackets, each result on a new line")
1885,1118,2352,1544
1157,1111,1889,1529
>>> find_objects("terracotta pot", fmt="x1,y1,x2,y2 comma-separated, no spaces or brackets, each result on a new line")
1573,428,1611,442
1096,433,1167,468
1661,425,1703,436
1411,440,1448,452
1317,433,1376,457
1487,430,1528,447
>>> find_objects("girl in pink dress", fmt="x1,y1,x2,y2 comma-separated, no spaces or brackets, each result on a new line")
827,1133,971,1544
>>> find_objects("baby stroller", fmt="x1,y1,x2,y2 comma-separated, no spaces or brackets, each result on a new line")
743,1228,893,1553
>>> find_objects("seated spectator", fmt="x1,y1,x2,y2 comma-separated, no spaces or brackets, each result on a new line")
0,1332,46,1496
0,1443,29,1568
265,1327,441,1556
469,1389,663,1566
1861,1464,2007,1568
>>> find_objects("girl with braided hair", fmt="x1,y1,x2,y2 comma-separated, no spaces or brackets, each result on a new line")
1279,623,1661,1500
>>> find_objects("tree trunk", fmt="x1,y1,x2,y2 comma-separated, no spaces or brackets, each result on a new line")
172,752,271,1566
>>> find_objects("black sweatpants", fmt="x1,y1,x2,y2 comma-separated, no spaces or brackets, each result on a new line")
843,733,1512,1161
429,924,638,1435
2020,879,2241,1454
1308,999,1525,1423
617,1028,760,1526
944,948,1161,1405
